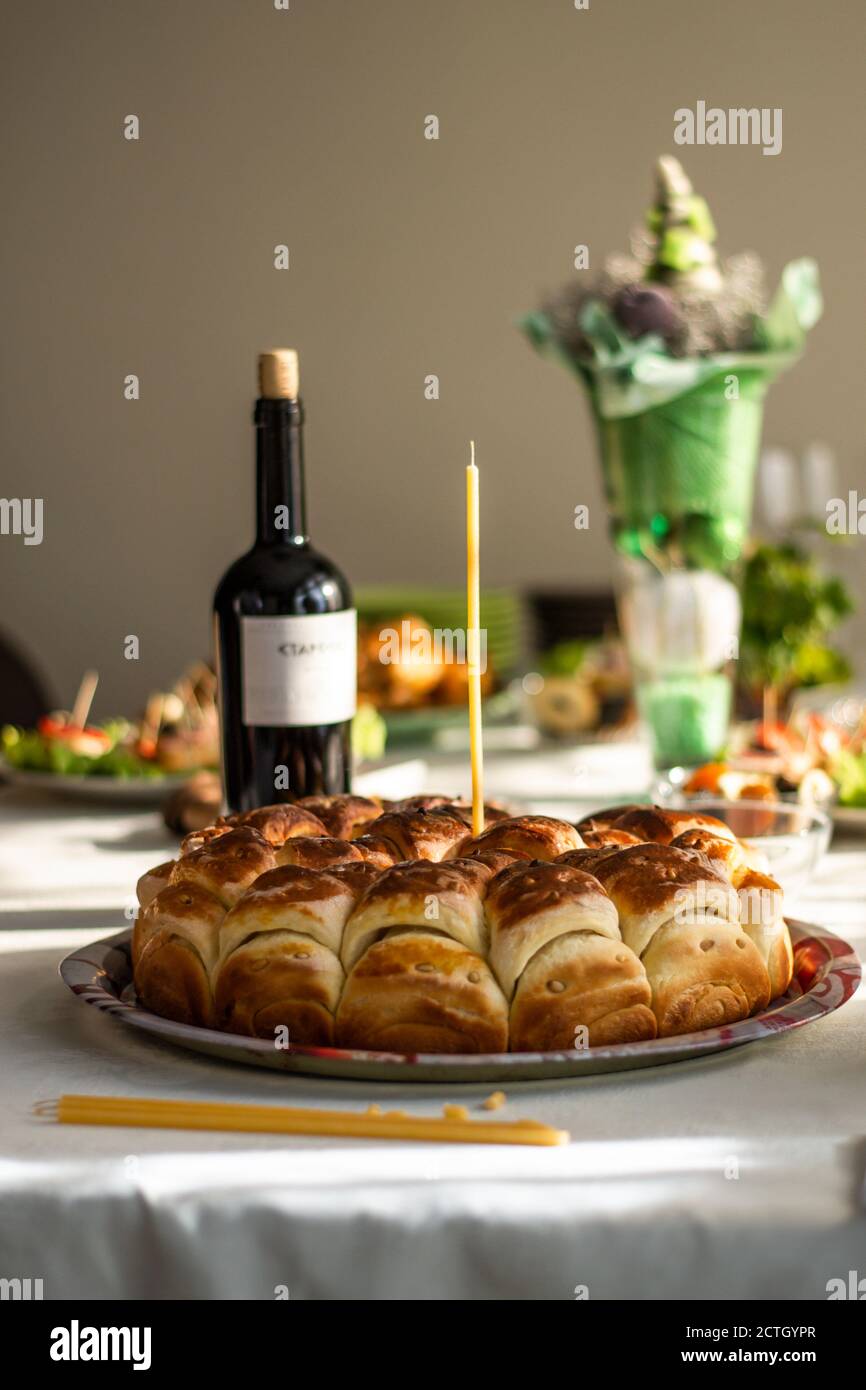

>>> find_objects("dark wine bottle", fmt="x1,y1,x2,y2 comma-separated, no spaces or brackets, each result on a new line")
213,350,356,812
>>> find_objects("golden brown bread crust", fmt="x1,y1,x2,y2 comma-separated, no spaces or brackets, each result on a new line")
580,829,643,849
335,931,508,1054
170,828,277,907
350,834,402,869
134,797,785,1052
575,805,644,834
324,860,383,899
219,803,329,844
218,864,356,962
641,918,770,1036
458,848,528,873
444,802,513,828
556,846,623,873
133,882,225,1027
295,794,383,839
136,860,174,909
612,806,736,845
585,844,738,957
735,868,793,997
365,808,470,861
341,858,491,971
384,794,456,813
509,931,656,1051
458,815,583,862
275,835,364,869
214,930,343,1045
485,860,619,997
180,824,232,855
669,829,746,879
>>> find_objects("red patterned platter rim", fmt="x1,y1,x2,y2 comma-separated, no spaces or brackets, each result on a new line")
59,921,861,1083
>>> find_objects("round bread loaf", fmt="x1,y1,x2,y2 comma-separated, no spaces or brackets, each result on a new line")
132,796,787,1052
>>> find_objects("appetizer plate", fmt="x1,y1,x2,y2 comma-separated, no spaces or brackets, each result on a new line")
0,762,189,805
59,921,860,1083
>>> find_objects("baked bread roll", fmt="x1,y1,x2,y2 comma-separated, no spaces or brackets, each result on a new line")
275,835,364,869
575,805,643,834
351,834,402,869
667,832,791,994
218,865,357,964
383,796,508,823
668,828,747,879
384,794,456,813
335,932,508,1054
584,844,738,956
459,815,583,862
214,931,343,1044
509,932,657,1050
136,860,174,909
325,860,383,899
485,860,619,996
364,807,470,861
580,829,642,849
640,919,771,1036
341,859,492,971
219,803,329,844
133,882,224,1027
459,848,528,873
295,794,382,839
170,828,277,907
485,860,654,1049
587,844,770,1034
180,824,233,855
735,868,793,998
212,864,358,1046
611,806,737,846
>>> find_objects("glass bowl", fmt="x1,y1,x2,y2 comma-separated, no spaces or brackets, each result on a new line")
652,784,832,895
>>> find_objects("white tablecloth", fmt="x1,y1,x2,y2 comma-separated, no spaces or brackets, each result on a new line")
1,756,865,1301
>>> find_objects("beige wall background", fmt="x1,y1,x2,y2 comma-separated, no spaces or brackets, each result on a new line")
1,0,863,716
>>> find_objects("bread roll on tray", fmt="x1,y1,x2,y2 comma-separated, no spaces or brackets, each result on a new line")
215,931,343,1045
733,868,793,998
586,844,770,1035
485,861,654,1050
335,932,508,1054
580,829,643,849
133,882,225,1027
275,835,364,870
459,815,582,862
294,794,383,839
212,865,357,1046
608,805,737,846
341,859,492,971
364,807,470,862
170,828,277,907
218,865,357,963
136,860,174,910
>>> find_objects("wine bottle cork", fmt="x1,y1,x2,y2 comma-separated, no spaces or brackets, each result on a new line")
258,349,299,401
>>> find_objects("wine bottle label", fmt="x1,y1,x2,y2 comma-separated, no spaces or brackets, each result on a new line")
241,611,357,727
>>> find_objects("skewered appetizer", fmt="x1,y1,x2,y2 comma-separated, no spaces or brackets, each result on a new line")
2,664,220,780
133,797,792,1053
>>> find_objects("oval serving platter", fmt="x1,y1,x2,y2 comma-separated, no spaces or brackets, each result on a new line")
59,921,860,1083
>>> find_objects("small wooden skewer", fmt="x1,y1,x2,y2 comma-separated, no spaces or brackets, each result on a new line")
70,670,99,728
139,692,165,749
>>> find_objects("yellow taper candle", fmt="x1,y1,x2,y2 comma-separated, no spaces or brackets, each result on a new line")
466,442,484,836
